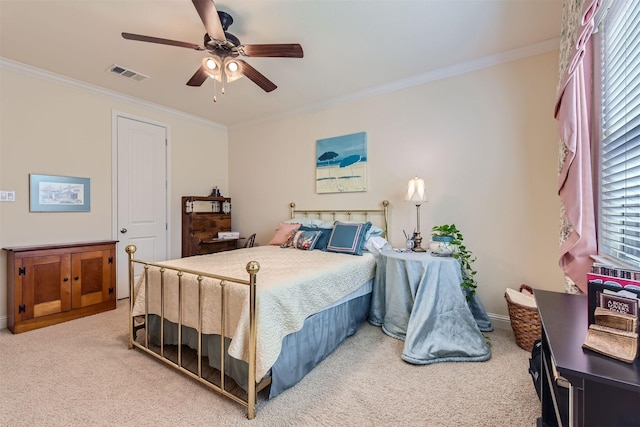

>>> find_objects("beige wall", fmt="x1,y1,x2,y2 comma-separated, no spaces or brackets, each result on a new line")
0,64,228,327
0,49,564,329
229,50,565,319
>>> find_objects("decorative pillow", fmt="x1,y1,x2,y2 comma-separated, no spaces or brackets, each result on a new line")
268,222,301,245
340,220,384,240
299,225,333,251
326,221,372,255
289,230,322,251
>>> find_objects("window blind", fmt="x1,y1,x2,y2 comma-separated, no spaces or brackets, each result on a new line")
599,0,640,267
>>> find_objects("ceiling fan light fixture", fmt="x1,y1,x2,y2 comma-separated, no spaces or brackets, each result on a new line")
205,58,218,70
202,56,222,79
201,56,242,83
224,58,242,82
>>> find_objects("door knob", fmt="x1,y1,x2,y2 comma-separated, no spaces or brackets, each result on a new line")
120,228,128,233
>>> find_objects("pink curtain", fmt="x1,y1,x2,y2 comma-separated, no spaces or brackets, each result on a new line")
555,0,601,294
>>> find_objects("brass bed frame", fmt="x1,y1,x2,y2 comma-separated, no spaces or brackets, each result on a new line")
126,200,389,419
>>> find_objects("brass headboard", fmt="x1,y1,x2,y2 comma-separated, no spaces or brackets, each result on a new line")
289,200,390,240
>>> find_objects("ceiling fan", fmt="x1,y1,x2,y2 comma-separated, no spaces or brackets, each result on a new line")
122,0,303,98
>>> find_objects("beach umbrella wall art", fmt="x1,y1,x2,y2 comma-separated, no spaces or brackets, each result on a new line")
318,151,339,178
315,132,367,194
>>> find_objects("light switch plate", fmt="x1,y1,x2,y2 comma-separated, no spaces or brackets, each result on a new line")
0,191,16,202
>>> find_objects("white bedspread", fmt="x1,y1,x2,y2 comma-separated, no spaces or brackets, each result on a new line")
132,246,376,380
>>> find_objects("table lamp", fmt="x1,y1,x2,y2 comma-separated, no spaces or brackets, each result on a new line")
405,176,428,252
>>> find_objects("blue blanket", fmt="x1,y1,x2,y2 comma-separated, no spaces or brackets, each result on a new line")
369,250,491,364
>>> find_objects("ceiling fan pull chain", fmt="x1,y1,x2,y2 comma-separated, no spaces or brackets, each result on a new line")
213,78,218,102
221,70,227,95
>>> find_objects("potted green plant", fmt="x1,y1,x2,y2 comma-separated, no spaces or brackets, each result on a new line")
431,224,478,298
430,224,457,255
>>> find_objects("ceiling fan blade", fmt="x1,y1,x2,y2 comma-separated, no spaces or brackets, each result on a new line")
192,0,226,41
122,32,203,50
237,60,277,92
186,66,209,86
241,44,304,58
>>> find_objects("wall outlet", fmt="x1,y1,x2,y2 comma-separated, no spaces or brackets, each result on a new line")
0,191,16,202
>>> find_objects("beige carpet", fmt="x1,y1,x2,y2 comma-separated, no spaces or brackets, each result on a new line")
0,300,540,426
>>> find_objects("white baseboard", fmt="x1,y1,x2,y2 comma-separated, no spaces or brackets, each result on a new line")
488,313,512,330
0,316,7,331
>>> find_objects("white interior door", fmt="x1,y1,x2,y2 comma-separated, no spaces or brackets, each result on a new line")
115,115,168,299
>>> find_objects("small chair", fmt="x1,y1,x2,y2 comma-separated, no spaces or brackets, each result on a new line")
244,233,256,248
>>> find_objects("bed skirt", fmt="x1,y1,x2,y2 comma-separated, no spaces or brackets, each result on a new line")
144,282,372,398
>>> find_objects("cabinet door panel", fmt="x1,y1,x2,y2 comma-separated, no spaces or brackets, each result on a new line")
33,300,62,317
71,250,113,309
23,254,71,320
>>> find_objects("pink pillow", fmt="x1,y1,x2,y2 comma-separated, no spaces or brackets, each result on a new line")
268,222,301,245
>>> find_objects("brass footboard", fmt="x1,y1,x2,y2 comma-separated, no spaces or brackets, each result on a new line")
125,245,262,419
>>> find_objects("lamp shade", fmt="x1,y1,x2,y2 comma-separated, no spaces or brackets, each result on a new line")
405,176,427,203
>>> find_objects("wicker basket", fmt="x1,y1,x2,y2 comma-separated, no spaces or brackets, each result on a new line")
505,284,542,352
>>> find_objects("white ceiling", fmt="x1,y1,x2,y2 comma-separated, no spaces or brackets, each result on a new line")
0,0,563,128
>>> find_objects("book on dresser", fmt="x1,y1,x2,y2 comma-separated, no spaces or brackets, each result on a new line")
587,277,640,323
218,231,240,239
590,254,640,281
584,279,640,363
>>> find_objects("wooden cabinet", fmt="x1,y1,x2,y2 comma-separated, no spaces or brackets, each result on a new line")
3,241,117,334
182,196,238,257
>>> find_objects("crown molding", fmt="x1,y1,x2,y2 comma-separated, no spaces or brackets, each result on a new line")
231,37,561,130
2,36,560,132
0,57,227,130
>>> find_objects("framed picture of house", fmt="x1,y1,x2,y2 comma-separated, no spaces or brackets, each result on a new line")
316,132,367,194
29,174,91,212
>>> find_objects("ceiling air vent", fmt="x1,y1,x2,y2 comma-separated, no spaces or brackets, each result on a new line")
107,64,149,82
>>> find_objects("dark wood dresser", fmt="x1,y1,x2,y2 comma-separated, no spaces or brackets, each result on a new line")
535,290,640,426
181,196,239,257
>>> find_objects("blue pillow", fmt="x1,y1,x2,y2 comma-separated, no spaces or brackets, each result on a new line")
367,224,384,239
326,221,372,256
339,221,384,245
300,225,332,250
